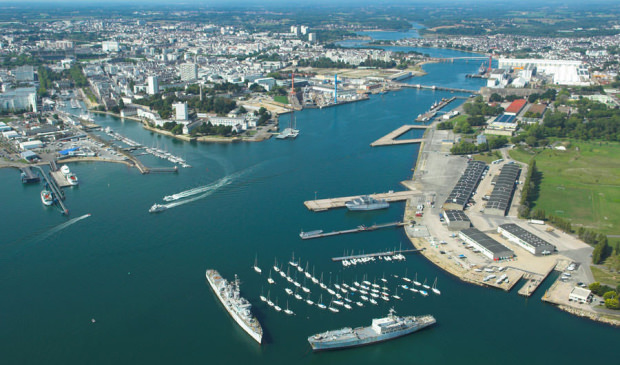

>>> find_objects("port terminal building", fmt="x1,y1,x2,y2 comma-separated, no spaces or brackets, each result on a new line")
443,160,487,211
569,287,592,304
485,163,520,216
459,228,514,261
497,223,555,256
444,210,471,231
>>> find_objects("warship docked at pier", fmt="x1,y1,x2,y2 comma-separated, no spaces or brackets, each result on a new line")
308,308,435,351
206,269,263,344
345,195,389,211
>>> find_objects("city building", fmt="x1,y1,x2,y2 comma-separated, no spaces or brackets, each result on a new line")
180,63,198,82
498,58,590,86
147,76,159,95
19,140,43,150
443,210,471,231
498,223,555,255
101,41,120,53
0,87,37,112
308,33,317,43
459,228,515,261
504,99,527,116
14,65,34,81
173,102,188,121
569,287,592,304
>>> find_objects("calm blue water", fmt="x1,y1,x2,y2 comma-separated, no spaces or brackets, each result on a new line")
0,45,616,364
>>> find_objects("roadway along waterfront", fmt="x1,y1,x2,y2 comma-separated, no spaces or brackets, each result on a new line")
0,42,617,365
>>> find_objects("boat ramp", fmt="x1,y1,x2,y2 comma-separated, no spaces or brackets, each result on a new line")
304,191,419,212
370,125,429,147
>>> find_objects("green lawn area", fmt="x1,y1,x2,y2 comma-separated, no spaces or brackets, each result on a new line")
473,151,502,164
449,114,468,123
591,266,620,287
273,95,289,104
530,141,620,235
508,147,536,163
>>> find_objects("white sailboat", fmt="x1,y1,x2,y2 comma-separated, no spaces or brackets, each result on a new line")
328,298,340,313
267,270,275,285
274,298,282,312
294,287,303,300
267,290,274,307
284,300,294,315
413,273,421,286
422,279,430,290
317,294,326,309
402,268,411,283
392,287,402,300
306,292,314,306
432,277,441,295
253,254,262,274
260,287,267,302
273,257,280,273
289,252,298,267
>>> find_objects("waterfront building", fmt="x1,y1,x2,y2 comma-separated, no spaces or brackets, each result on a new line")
0,87,37,112
569,287,592,304
498,223,555,255
498,58,590,86
173,102,188,121
458,228,514,261
443,160,487,211
254,77,276,91
19,140,43,151
180,63,198,82
443,210,471,231
147,76,159,95
485,164,520,216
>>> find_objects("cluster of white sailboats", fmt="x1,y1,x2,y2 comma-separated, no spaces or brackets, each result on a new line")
341,253,406,267
252,253,441,316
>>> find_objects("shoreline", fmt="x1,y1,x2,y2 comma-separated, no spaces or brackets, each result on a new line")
401,111,620,326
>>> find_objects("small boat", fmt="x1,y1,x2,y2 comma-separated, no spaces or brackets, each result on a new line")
392,287,402,300
328,299,340,313
60,165,71,176
344,303,352,310
369,298,378,305
413,273,421,286
289,252,298,267
410,287,419,293
294,289,303,301
360,295,369,301
66,172,79,186
356,301,364,307
149,203,167,213
267,270,275,285
41,190,54,206
253,255,262,274
260,288,267,302
432,277,441,295
402,269,411,283
422,279,430,290
302,286,310,293
381,295,390,302
419,290,428,297
274,298,282,312
327,288,336,296
333,300,344,306
267,291,274,307
317,294,326,309
273,258,280,273
284,301,294,316
381,273,388,283
349,287,358,292
306,293,314,306
285,288,293,295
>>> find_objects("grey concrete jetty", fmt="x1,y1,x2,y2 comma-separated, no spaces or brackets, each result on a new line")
370,125,429,147
304,191,419,212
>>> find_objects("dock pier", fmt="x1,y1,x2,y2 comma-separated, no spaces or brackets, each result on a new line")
370,125,429,147
304,190,419,212
33,166,69,214
391,82,479,94
300,221,407,240
20,167,40,183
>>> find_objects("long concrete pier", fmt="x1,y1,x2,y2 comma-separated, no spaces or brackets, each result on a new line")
300,221,406,240
391,82,479,94
370,125,429,147
304,190,419,212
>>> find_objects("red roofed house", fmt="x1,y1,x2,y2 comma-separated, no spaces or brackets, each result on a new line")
504,99,527,116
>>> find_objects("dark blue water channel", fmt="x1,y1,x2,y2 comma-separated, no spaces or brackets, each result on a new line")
0,41,616,364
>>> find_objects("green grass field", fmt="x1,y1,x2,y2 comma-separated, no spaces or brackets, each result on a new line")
527,141,620,235
508,147,536,163
591,266,620,287
273,95,289,104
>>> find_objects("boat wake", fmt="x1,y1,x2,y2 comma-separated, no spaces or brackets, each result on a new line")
35,214,92,242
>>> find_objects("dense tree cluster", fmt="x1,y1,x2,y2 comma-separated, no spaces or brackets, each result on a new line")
134,94,236,119
518,159,539,218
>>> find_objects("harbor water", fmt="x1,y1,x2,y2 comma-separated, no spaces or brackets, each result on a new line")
0,36,617,364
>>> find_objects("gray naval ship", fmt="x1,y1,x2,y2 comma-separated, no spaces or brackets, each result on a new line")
206,269,263,344
345,195,390,211
308,308,435,351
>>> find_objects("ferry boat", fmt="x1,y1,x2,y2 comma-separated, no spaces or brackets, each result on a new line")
41,190,54,206
345,195,389,211
308,308,435,351
149,204,167,213
206,269,263,344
